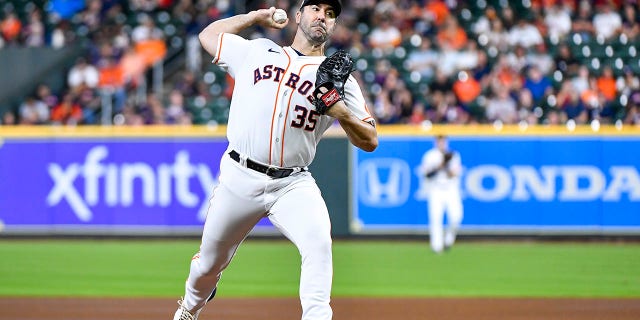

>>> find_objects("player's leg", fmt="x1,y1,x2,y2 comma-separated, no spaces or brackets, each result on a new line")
444,193,463,249
180,182,265,315
267,178,333,320
428,193,446,253
180,157,267,315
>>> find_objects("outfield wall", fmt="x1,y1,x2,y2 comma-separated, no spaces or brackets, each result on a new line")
0,125,638,236
354,125,640,236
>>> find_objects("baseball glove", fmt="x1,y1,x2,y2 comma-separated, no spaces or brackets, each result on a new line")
443,152,454,164
313,49,356,115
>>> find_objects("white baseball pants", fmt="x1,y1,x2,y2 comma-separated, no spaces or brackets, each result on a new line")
428,189,463,253
182,154,333,320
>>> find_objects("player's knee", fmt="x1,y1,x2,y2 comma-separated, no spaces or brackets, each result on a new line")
300,235,332,258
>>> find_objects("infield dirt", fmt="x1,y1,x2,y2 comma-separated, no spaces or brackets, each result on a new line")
1,297,639,319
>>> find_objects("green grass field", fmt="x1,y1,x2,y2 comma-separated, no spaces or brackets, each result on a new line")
0,239,638,298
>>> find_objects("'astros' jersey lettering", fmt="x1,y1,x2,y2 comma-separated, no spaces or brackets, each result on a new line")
214,33,374,167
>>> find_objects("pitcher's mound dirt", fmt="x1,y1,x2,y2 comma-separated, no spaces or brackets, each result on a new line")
1,297,639,320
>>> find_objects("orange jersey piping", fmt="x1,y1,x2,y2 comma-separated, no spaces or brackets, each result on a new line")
268,49,292,165
279,62,321,166
213,33,225,64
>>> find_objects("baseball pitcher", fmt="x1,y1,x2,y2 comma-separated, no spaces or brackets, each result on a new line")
172,1,378,319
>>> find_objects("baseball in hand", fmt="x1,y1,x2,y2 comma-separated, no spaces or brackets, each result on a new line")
272,8,287,24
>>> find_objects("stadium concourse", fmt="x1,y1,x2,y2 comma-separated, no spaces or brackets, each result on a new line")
1,0,639,127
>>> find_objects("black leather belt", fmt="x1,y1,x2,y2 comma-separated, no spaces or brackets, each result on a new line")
229,150,305,179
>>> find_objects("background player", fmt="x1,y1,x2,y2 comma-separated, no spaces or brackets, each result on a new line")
173,1,377,319
419,135,463,254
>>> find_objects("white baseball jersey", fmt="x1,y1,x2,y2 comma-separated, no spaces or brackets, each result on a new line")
214,33,374,168
419,148,462,193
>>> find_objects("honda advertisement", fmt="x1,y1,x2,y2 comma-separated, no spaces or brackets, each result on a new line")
353,136,640,235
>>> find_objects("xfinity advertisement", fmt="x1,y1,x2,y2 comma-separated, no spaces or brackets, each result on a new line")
0,138,272,234
353,136,640,234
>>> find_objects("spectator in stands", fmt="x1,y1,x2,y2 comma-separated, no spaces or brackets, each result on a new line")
472,50,492,85
592,3,622,40
618,68,640,98
36,84,59,110
129,0,158,13
1,110,17,125
19,96,50,125
523,65,553,104
571,1,596,41
372,59,394,87
544,3,572,41
436,16,468,51
597,66,618,102
486,85,518,124
23,8,45,47
624,91,640,125
131,14,164,43
423,0,450,28
516,87,537,124
174,71,200,98
471,6,497,37
555,43,581,77
505,45,528,73
544,109,566,125
491,55,522,92
429,69,453,95
408,102,426,125
452,70,481,108
79,0,103,34
98,56,126,113
372,88,401,124
68,57,100,93
1,12,22,46
621,3,640,39
137,92,166,124
51,93,84,125
486,18,511,53
427,91,469,124
581,76,604,119
50,20,76,49
456,41,480,74
405,36,439,81
560,87,588,123
527,43,555,75
165,90,191,125
508,18,543,49
368,14,402,54
77,86,101,124
571,65,591,95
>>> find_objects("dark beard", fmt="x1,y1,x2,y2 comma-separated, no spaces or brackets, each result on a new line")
303,23,329,45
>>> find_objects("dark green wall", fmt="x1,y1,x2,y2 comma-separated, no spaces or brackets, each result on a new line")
309,136,351,237
0,45,85,112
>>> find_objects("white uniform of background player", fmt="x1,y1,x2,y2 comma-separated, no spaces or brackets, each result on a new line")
419,135,463,253
173,1,377,319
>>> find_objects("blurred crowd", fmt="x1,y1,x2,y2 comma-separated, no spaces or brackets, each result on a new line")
1,0,640,127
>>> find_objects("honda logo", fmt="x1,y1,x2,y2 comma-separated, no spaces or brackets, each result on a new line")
358,158,410,207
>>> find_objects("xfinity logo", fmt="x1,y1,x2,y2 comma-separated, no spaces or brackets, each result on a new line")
47,146,217,222
358,159,640,207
